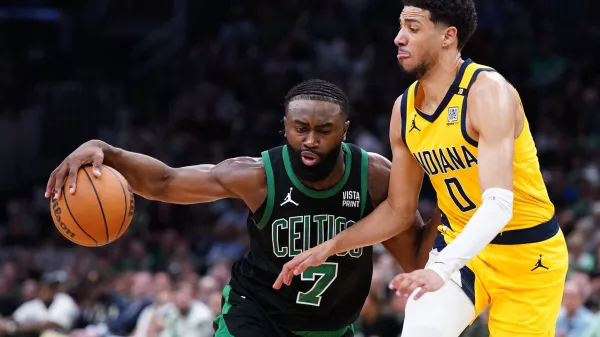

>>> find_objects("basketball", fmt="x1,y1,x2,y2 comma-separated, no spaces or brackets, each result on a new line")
50,165,135,247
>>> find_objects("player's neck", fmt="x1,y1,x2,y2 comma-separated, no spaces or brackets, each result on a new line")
300,151,345,191
417,54,463,110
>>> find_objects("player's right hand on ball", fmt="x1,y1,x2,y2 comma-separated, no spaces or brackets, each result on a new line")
45,140,105,198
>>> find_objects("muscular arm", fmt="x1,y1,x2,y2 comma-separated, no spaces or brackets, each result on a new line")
100,142,266,210
427,72,517,281
326,96,425,255
417,209,441,267
367,152,428,272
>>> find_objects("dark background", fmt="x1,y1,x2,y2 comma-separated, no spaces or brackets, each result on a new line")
0,0,599,336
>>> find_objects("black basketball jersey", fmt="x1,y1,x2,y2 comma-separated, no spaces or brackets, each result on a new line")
229,142,375,332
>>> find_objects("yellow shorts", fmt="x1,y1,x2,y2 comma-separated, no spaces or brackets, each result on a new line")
435,214,569,336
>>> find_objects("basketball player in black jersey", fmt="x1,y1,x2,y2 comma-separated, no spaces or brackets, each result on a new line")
45,80,435,337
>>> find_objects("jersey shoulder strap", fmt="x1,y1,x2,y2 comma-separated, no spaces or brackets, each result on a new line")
457,61,496,95
458,61,496,147
253,147,279,230
399,81,418,145
343,143,370,217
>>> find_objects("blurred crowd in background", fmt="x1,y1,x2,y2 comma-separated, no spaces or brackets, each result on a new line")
1,0,600,336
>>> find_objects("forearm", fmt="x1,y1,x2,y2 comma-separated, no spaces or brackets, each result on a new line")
330,199,415,255
416,210,441,268
97,140,171,199
382,210,425,272
428,188,513,281
382,226,419,272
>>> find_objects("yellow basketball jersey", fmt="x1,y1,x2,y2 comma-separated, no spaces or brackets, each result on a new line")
401,59,554,234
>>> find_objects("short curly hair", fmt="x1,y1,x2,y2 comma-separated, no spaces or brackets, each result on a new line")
284,79,349,119
403,0,477,50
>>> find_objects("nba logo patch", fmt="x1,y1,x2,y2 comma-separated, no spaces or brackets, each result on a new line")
447,107,459,123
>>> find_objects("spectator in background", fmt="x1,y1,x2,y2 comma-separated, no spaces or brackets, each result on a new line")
132,289,172,337
459,308,489,337
76,272,154,337
1,271,79,337
197,276,219,305
157,282,213,337
556,280,595,337
355,290,403,337
1,0,600,336
104,272,154,336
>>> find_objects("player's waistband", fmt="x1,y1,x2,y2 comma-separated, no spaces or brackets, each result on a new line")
438,213,560,246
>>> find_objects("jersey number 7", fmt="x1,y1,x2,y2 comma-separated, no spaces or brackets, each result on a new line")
296,262,338,307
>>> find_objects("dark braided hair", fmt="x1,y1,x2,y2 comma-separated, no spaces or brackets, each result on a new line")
284,79,349,119
403,0,477,51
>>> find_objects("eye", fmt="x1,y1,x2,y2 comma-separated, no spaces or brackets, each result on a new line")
410,27,418,33
296,127,307,133
319,129,332,135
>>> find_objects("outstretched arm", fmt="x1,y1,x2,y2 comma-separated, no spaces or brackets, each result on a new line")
45,140,266,210
368,152,430,272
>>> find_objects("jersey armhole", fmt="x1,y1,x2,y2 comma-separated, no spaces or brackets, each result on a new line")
399,88,409,145
359,149,369,218
460,68,495,147
254,151,275,230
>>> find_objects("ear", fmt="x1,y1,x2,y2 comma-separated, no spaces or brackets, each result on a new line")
343,121,350,141
442,26,458,48
282,116,287,137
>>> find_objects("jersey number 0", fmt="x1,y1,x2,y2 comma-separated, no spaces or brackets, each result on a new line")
444,177,477,212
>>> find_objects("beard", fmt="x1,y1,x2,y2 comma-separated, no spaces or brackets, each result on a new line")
286,141,343,183
401,50,436,79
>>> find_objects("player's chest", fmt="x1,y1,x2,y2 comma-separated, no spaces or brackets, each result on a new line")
268,188,364,253
272,187,363,224
273,175,364,215
405,112,479,178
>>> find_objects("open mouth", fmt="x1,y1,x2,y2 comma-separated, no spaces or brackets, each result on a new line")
301,151,319,166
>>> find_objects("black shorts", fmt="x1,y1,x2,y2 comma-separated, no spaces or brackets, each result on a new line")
213,285,354,337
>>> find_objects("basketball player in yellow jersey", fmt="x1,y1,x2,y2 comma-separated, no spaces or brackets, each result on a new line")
274,0,569,336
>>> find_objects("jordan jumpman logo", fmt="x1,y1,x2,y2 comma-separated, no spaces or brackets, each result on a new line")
409,114,421,133
280,188,299,206
531,255,549,271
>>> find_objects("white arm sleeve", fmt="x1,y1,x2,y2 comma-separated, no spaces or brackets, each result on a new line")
426,188,514,282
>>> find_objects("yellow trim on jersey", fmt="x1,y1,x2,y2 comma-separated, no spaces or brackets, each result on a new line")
401,59,554,235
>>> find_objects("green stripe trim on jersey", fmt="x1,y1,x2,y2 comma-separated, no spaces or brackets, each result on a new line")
294,324,354,337
359,149,369,218
255,151,275,230
213,285,233,337
282,143,352,199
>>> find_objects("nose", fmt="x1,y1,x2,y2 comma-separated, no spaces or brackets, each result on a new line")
394,28,407,47
303,131,318,149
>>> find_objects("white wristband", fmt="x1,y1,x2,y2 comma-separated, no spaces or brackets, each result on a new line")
426,188,514,281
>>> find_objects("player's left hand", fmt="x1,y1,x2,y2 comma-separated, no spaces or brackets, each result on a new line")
272,240,335,290
389,268,445,300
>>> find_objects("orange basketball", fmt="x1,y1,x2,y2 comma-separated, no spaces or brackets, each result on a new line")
50,165,135,247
